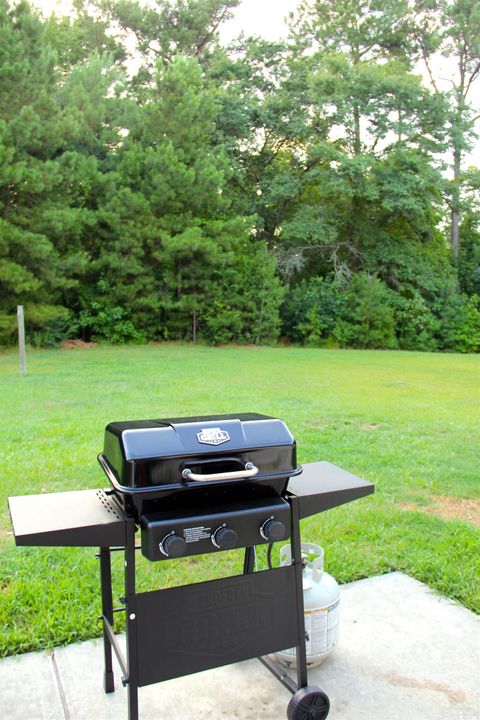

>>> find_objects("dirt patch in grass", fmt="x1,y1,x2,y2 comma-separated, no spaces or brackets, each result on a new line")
402,496,480,526
60,339,97,350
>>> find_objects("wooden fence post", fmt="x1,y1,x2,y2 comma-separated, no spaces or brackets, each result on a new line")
17,305,26,376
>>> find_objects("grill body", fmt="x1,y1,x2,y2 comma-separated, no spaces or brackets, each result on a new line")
99,412,300,523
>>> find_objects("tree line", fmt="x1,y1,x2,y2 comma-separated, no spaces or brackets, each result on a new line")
1,0,479,351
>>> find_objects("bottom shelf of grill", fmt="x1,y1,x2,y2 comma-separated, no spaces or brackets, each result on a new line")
135,565,300,686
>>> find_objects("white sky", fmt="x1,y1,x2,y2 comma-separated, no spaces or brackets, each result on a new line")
30,0,480,165
222,0,298,41
35,0,300,36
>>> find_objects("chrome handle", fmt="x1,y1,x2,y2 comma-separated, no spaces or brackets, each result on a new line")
97,453,119,487
182,462,259,482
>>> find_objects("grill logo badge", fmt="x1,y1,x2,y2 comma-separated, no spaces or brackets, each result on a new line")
165,580,275,657
197,427,230,446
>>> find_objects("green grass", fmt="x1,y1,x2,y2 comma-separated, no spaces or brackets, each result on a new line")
1,344,479,656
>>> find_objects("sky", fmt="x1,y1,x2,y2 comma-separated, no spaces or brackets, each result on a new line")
31,0,479,165
221,0,298,42
35,0,300,34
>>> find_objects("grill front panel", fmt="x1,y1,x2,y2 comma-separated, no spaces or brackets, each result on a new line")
140,497,290,561
135,565,300,685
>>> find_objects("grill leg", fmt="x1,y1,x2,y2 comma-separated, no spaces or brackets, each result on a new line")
290,495,308,689
125,518,139,720
243,546,255,574
100,547,115,693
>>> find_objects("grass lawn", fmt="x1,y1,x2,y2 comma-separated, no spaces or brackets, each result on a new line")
0,343,479,657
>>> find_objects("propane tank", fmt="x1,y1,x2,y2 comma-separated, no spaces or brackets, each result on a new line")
275,543,340,668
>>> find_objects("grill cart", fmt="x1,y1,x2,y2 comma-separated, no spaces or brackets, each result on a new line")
8,413,374,720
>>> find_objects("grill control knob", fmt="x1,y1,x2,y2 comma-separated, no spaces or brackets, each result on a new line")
212,526,238,550
160,533,187,558
260,518,286,542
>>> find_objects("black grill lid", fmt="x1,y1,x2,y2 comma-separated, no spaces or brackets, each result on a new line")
105,413,294,461
101,413,298,495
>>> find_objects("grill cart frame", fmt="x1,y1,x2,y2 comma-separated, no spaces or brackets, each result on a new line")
9,429,373,720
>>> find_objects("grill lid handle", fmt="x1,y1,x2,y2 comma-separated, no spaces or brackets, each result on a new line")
182,462,259,482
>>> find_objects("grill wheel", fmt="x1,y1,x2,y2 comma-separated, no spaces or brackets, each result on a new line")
287,686,330,720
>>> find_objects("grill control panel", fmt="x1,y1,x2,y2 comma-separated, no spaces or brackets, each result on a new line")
140,497,290,562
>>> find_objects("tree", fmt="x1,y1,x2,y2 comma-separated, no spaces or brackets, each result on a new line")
0,0,477,351
43,5,124,69
271,0,448,280
92,0,239,88
412,0,480,259
290,0,416,152
0,0,67,340
87,55,282,342
0,0,126,342
458,167,480,295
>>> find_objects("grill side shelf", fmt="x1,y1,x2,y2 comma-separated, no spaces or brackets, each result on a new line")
287,461,374,519
8,489,127,547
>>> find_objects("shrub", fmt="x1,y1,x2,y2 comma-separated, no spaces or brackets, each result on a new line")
392,292,438,351
202,301,243,345
458,216,480,296
0,312,18,345
334,273,397,349
0,306,73,347
72,280,146,344
281,276,343,345
435,293,480,353
234,241,285,344
201,241,284,345
25,305,71,347
457,296,480,352
77,305,146,344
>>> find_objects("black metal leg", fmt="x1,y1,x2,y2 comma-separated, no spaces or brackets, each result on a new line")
100,547,115,693
258,655,297,694
243,546,255,574
290,496,308,689
125,518,139,720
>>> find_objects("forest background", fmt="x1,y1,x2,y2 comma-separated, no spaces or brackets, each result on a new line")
1,0,479,351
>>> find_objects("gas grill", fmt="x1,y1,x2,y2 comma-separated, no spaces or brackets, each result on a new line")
8,412,374,720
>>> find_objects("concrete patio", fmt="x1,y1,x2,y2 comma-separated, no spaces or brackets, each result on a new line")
1,572,479,720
